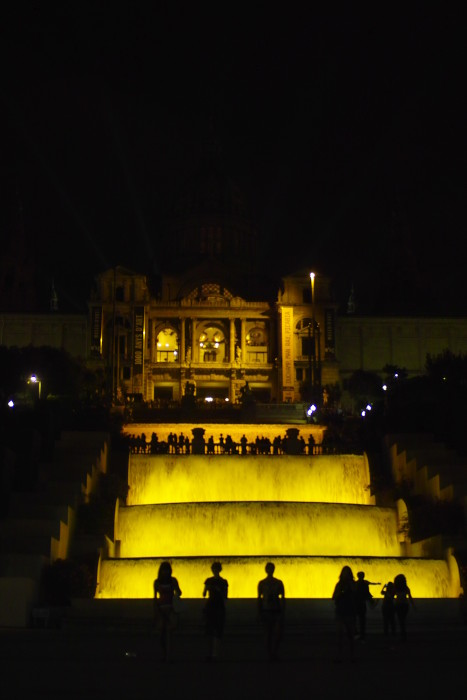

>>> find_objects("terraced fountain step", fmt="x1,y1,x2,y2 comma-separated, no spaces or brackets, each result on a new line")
116,501,400,558
97,554,459,599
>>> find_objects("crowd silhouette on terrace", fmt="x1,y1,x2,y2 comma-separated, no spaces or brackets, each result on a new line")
126,429,347,456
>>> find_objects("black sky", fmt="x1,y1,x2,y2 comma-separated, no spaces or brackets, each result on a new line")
0,3,465,314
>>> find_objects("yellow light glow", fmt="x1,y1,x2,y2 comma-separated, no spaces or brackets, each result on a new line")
122,423,325,447
97,555,458,599
96,423,462,600
127,455,373,506
117,502,400,558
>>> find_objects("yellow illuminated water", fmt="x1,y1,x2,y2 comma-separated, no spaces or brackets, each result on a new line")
117,502,399,558
127,455,373,506
96,424,462,599
98,555,459,599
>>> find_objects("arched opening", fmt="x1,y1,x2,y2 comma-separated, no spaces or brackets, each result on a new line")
246,324,268,364
156,327,179,362
198,325,226,363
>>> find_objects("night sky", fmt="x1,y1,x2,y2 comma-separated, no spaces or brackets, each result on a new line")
0,4,465,315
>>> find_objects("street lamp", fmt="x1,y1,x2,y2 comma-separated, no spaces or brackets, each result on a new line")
29,374,41,399
309,272,316,399
307,321,312,401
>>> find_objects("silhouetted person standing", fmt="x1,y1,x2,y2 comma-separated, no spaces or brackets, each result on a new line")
203,562,228,661
381,581,396,636
207,435,215,454
153,561,182,662
393,573,415,641
332,565,357,662
355,571,380,640
257,562,285,661
307,433,315,455
240,435,247,455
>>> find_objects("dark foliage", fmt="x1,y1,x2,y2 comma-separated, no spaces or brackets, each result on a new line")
41,557,97,604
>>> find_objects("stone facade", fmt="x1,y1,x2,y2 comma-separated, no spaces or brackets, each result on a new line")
87,265,341,404
3,270,467,405
87,266,467,405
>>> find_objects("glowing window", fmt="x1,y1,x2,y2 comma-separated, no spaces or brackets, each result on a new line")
246,326,267,346
156,328,179,362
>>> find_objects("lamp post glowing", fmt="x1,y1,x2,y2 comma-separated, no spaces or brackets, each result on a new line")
29,374,41,399
309,272,316,400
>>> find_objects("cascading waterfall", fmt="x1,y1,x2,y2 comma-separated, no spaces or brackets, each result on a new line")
117,502,400,558
127,454,373,506
97,441,461,599
99,556,457,599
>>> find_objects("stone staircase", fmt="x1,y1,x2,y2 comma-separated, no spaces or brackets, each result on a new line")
0,431,109,627
384,433,467,502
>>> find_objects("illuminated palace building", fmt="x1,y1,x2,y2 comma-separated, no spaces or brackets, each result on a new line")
87,168,341,406
85,166,467,406
3,166,467,402
90,268,339,406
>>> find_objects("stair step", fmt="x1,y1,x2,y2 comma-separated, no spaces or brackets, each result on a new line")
0,533,53,557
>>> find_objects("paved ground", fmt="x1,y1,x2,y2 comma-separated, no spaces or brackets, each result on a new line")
1,602,466,699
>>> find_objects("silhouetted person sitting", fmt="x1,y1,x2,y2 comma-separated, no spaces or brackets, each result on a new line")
203,562,228,661
257,562,285,661
153,561,182,662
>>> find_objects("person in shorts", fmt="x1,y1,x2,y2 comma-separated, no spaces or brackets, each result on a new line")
257,562,285,661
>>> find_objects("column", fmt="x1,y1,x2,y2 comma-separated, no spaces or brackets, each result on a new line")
241,319,246,363
191,318,196,362
180,317,186,364
230,318,236,364
151,318,156,363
